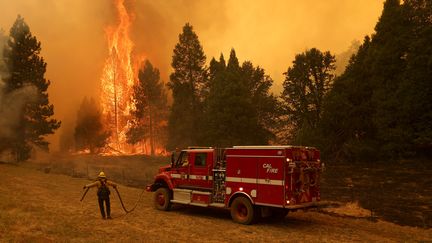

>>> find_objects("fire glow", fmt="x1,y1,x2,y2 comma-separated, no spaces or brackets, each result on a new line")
100,0,159,155
100,0,134,154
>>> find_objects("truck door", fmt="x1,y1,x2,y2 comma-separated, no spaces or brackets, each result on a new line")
171,151,191,188
189,152,213,189
256,158,285,206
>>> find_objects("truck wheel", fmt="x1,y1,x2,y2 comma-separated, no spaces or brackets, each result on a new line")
154,187,172,211
230,197,256,224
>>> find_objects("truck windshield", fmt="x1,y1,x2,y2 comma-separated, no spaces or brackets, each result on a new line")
175,152,189,168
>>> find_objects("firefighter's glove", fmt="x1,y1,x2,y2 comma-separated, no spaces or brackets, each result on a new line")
83,186,87,189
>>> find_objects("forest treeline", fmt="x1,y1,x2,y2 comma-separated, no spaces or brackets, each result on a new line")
312,0,432,160
166,0,432,161
0,0,430,162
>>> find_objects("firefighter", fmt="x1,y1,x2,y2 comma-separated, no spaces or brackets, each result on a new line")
83,171,118,219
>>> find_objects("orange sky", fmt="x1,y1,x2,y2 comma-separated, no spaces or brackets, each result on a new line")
0,0,384,151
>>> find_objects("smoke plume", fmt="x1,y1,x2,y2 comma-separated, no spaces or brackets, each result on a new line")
0,78,37,140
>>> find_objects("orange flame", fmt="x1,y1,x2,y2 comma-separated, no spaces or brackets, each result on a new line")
100,0,167,156
100,0,136,154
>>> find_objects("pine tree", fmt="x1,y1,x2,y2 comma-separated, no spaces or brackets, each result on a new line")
167,23,207,150
203,54,226,145
319,37,377,160
204,49,278,146
74,97,109,153
205,51,246,146
395,0,432,156
281,48,335,144
240,61,280,144
2,15,60,161
369,0,412,156
127,60,168,155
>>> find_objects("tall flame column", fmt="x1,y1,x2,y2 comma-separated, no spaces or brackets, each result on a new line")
100,0,135,153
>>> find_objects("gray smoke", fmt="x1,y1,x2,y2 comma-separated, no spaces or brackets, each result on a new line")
0,76,37,139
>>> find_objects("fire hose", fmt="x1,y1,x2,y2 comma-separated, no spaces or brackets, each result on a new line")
80,186,146,215
80,187,90,202
114,186,145,214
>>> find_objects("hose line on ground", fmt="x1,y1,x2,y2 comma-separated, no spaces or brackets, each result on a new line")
80,186,146,216
114,187,146,214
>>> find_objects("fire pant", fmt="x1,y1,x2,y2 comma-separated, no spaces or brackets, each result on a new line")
98,197,111,218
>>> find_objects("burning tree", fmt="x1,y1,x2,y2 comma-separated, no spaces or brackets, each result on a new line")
100,0,134,153
99,0,167,155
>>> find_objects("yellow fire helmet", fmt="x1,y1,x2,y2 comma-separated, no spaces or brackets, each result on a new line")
98,171,106,179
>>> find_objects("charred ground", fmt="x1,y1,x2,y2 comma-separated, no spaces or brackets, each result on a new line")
322,160,432,228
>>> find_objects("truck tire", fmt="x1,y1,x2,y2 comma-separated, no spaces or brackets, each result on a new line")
230,196,257,224
154,187,172,211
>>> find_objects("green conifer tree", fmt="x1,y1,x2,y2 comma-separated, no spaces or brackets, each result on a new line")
167,23,207,150
319,37,377,160
394,0,432,156
127,60,168,155
204,49,278,146
281,48,335,144
2,15,60,161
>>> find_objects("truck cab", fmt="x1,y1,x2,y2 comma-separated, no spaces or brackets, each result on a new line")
170,148,214,190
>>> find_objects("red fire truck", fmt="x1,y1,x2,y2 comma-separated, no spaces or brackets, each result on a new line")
146,146,322,224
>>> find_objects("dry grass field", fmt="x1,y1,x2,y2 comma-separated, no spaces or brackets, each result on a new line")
1,162,431,242
26,153,432,228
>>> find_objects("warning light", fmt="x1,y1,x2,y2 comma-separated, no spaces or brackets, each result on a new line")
239,187,243,191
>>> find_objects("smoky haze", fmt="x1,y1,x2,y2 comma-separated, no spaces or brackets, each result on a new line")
0,79,38,143
0,0,383,151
